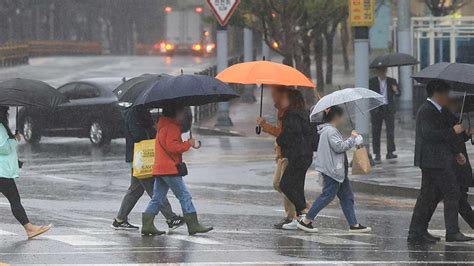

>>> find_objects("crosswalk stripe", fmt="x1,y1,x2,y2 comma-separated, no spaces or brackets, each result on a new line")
168,234,221,245
288,235,373,246
43,235,120,246
0,229,16,235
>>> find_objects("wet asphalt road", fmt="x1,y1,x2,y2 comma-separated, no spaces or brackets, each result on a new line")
1,136,474,265
2,57,474,264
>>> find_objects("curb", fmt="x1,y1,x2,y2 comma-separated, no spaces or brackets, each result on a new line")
193,126,244,137
350,180,474,204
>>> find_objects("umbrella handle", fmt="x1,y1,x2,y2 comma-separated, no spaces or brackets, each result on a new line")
256,126,262,134
256,84,264,135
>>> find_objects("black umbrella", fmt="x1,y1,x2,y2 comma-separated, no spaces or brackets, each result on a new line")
134,74,239,108
113,74,171,103
370,53,418,68
412,62,474,92
0,78,68,108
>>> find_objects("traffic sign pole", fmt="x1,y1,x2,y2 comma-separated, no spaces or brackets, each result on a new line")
215,24,233,127
241,27,256,103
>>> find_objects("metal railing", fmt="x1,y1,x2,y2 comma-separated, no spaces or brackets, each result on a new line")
0,44,29,67
28,40,101,56
193,54,244,124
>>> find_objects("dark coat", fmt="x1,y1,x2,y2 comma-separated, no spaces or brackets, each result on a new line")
414,100,460,169
369,76,400,115
276,108,313,160
124,107,156,163
444,110,473,187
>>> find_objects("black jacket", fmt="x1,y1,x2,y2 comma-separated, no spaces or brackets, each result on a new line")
276,108,313,160
124,107,156,163
445,110,473,187
369,76,400,115
414,101,460,169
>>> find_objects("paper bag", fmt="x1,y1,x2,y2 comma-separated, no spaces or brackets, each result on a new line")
132,139,155,179
352,146,372,175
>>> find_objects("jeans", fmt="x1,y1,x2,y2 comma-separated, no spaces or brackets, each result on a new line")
116,171,176,222
144,175,196,215
307,173,358,226
0,178,29,225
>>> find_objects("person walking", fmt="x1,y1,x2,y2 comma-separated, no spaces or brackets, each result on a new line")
112,106,184,230
141,106,212,236
256,85,298,229
369,67,400,163
275,89,313,228
297,106,371,233
0,106,51,239
407,80,473,243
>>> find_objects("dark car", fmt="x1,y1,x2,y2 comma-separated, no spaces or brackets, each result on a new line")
18,77,126,146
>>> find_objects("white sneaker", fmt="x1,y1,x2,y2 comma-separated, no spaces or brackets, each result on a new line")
281,219,298,230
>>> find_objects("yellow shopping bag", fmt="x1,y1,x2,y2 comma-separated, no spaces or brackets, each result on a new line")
132,139,155,179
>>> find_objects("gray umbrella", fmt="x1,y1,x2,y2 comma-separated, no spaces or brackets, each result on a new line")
412,62,474,92
370,53,418,68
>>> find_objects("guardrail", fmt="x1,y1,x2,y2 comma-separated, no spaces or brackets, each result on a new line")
28,40,101,56
0,44,29,67
193,55,244,124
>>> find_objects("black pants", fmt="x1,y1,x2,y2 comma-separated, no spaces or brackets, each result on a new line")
408,167,460,236
371,109,395,155
458,186,474,229
0,178,29,225
279,156,312,214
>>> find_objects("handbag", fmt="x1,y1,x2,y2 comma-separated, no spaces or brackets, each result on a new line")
352,145,372,175
158,135,188,177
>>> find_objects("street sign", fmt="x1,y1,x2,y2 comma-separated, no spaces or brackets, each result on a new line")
206,0,240,26
349,0,375,27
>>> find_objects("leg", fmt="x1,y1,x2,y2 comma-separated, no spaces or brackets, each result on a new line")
306,174,339,221
140,177,177,220
0,178,29,225
458,186,474,229
279,159,310,213
432,168,461,235
336,176,358,226
385,112,396,153
273,158,296,220
371,113,383,156
144,177,169,215
161,176,196,214
116,173,145,222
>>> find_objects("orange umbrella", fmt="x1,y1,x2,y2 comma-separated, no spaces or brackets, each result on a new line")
216,60,316,134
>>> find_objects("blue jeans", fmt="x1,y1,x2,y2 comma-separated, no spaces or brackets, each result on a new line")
307,173,358,226
144,176,196,215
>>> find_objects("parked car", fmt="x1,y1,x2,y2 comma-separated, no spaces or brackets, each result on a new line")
18,77,126,146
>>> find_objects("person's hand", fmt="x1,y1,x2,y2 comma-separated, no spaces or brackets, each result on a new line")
465,128,473,136
351,130,359,137
256,116,266,126
188,138,196,147
456,153,467,165
391,84,400,94
453,124,465,134
15,132,21,142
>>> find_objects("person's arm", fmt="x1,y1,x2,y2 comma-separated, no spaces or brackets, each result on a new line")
0,129,13,155
261,122,281,137
276,113,301,148
390,78,401,97
163,126,192,154
420,109,458,143
327,129,357,153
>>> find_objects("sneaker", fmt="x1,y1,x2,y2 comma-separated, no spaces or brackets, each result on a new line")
282,219,298,230
349,224,372,233
374,154,381,163
167,216,185,230
386,152,398,160
296,220,318,233
274,218,292,229
111,219,139,230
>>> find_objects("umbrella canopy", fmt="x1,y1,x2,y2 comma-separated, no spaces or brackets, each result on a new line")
114,74,171,103
216,60,315,88
370,53,418,68
310,88,385,122
0,78,68,108
412,62,474,92
134,74,239,108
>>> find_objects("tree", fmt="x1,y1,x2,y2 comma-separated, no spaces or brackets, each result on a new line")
424,0,467,16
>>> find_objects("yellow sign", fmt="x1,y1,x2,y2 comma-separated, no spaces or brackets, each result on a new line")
132,139,155,179
349,0,375,27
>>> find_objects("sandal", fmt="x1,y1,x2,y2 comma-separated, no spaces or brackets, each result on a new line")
27,224,52,240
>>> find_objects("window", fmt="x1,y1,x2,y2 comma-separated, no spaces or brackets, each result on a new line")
58,83,100,100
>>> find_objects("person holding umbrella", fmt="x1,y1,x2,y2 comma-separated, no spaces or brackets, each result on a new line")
369,67,400,163
0,106,52,239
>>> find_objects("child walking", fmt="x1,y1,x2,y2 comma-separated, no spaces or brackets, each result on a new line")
297,106,371,233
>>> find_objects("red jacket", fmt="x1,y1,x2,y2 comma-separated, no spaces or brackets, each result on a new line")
152,116,192,176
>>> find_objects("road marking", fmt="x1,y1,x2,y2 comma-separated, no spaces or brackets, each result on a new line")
167,234,221,245
288,235,373,246
43,235,120,246
0,229,16,235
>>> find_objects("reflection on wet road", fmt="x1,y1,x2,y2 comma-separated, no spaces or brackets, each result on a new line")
1,136,474,264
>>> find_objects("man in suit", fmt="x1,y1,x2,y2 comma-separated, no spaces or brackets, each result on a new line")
369,67,400,163
407,80,473,243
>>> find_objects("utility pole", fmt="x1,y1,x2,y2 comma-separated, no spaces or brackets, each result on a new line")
397,0,413,112
354,27,370,144
241,28,256,103
215,24,233,127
